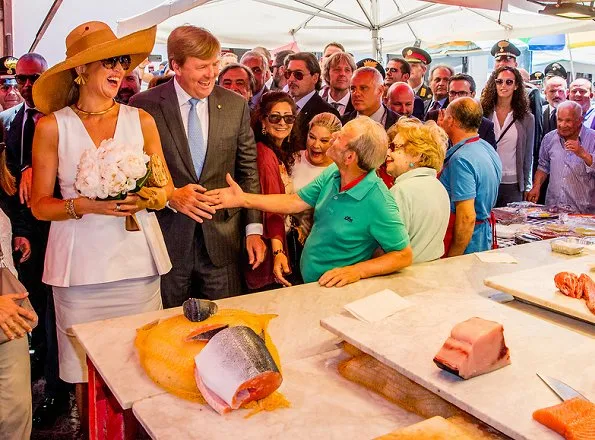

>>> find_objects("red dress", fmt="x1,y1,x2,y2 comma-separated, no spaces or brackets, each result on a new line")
244,142,288,290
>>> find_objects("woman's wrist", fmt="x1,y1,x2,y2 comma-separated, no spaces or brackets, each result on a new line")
273,249,286,257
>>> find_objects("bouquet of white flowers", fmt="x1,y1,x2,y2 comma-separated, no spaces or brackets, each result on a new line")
75,139,150,200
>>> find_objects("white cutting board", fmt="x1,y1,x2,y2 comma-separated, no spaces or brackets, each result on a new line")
484,256,595,324
320,290,595,440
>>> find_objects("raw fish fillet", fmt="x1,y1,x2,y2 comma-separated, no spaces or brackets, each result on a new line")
579,274,595,315
433,317,511,380
194,326,283,415
555,272,581,298
533,397,595,439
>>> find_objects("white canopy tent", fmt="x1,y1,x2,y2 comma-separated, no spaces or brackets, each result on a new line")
117,0,595,59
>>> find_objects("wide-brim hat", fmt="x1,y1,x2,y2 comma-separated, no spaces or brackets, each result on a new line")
33,21,156,115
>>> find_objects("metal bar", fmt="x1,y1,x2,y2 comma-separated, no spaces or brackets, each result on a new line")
391,0,419,41
355,0,375,27
254,0,366,27
293,0,335,33
2,0,13,55
292,0,369,27
29,0,63,53
379,4,443,28
302,25,362,29
465,7,513,31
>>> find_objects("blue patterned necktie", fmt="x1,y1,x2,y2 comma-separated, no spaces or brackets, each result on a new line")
187,98,206,179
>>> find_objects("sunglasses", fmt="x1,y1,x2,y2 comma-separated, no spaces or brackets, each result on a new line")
266,114,296,124
15,74,40,85
495,78,515,86
495,56,515,62
388,142,406,152
101,55,132,71
284,70,311,81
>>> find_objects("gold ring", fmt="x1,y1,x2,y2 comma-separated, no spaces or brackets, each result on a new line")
115,204,121,212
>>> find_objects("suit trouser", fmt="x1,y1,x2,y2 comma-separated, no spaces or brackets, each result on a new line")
0,337,32,440
160,225,243,308
496,183,523,208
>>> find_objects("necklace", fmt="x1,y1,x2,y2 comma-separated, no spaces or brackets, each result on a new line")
74,100,117,116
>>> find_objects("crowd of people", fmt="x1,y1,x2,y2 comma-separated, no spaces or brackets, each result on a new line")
0,20,594,439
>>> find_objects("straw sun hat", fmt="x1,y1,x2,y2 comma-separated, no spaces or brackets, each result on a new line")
32,21,156,115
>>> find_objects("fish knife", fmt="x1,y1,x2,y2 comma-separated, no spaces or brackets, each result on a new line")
536,373,590,402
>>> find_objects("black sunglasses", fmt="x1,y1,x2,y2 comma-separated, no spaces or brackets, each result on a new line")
101,55,132,71
495,78,515,86
284,70,310,81
266,114,296,124
15,74,41,85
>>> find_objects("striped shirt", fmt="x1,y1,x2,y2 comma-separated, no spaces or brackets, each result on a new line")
538,126,595,214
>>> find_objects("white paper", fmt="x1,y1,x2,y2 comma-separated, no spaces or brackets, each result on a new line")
343,289,411,323
475,252,518,264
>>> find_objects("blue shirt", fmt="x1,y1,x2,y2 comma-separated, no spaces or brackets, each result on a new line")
439,136,502,254
538,126,595,214
297,164,410,283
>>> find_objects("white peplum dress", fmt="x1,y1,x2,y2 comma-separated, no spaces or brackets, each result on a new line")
45,105,162,383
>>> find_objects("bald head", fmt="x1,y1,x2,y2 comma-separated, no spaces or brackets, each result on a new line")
569,78,593,114
446,97,483,132
387,82,415,116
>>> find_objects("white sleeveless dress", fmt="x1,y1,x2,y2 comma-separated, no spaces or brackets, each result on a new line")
47,105,162,383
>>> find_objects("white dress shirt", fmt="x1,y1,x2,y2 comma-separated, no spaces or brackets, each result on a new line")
294,90,316,113
172,78,262,236
358,104,387,126
326,92,350,116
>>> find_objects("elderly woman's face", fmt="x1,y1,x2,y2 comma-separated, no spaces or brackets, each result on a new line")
386,133,419,178
82,56,130,100
306,125,334,166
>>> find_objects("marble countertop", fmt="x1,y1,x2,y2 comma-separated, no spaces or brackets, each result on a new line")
71,240,594,437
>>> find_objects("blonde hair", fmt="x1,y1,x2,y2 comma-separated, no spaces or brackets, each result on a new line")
387,118,448,172
167,26,220,68
308,112,342,134
0,150,16,196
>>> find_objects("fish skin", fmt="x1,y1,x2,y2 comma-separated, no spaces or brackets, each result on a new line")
185,324,229,342
183,298,218,322
194,326,282,413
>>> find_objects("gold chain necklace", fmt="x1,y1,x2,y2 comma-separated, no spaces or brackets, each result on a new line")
74,100,117,116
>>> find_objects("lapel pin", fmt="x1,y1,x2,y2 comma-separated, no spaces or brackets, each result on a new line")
217,104,222,109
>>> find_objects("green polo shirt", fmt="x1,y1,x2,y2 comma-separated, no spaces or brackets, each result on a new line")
297,164,410,283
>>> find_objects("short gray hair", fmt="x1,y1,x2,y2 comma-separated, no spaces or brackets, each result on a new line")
352,66,383,88
429,64,455,80
345,117,389,171
544,75,567,91
218,63,257,93
240,50,267,70
557,100,583,119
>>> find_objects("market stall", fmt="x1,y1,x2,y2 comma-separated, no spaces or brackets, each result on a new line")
73,240,595,439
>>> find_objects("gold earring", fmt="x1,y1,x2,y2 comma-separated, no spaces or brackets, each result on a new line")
74,72,88,86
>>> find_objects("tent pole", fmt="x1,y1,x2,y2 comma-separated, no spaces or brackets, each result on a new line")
566,33,575,81
370,0,381,61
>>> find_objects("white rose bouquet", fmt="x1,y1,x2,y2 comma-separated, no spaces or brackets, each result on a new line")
75,139,150,200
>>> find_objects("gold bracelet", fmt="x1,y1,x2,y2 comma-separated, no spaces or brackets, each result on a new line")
65,199,81,220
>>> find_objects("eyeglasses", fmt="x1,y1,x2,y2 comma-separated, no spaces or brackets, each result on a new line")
495,78,515,86
448,90,470,98
388,142,406,152
266,114,296,124
386,68,401,74
15,74,41,85
101,55,132,71
495,56,514,62
284,70,311,81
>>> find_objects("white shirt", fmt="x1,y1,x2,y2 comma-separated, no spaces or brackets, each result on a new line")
390,168,450,263
294,90,316,113
584,105,595,129
493,110,518,185
326,92,350,116
173,78,262,236
358,104,386,126
174,77,209,147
